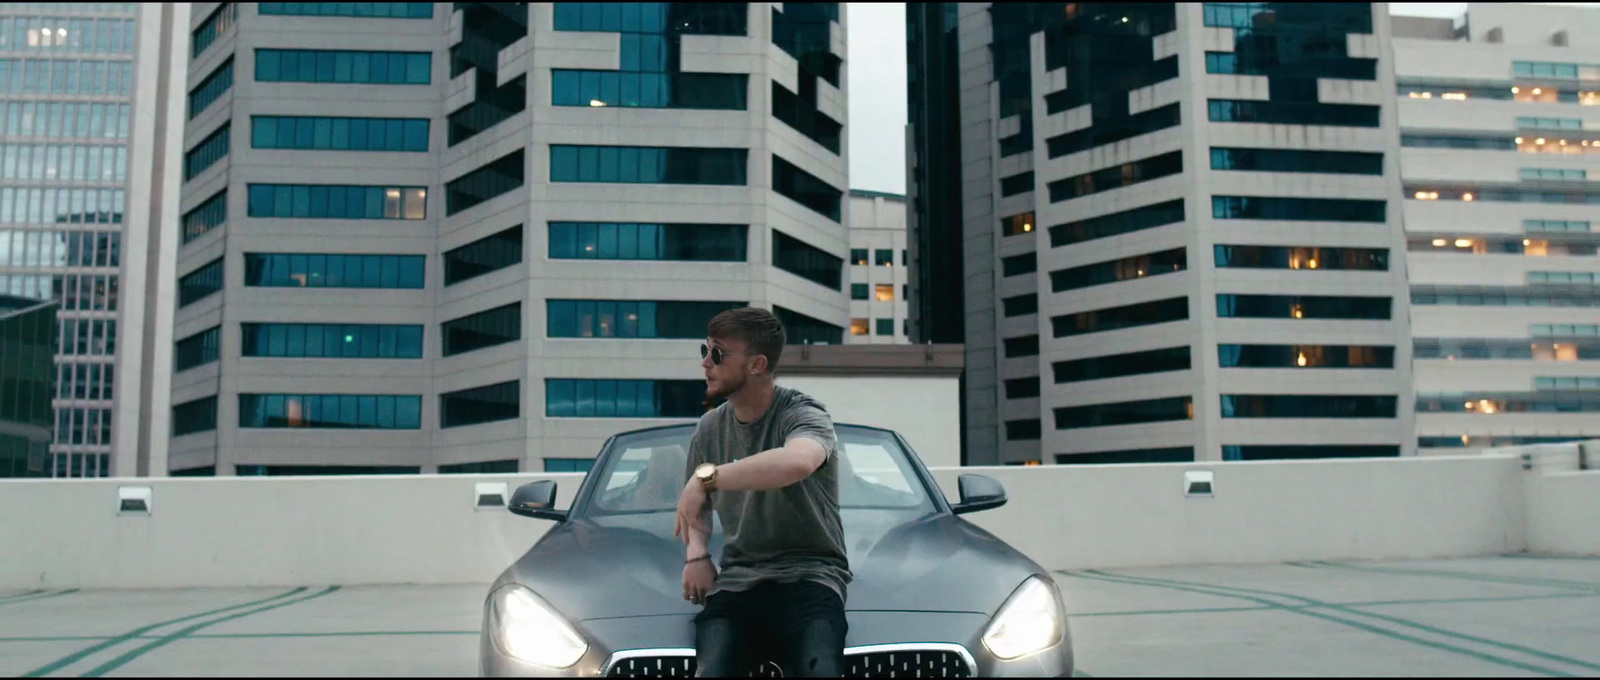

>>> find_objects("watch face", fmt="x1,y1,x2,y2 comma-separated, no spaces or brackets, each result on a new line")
696,463,715,479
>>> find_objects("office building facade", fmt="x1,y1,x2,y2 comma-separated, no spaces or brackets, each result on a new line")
1393,4,1600,453
0,295,55,477
913,2,1415,465
846,189,909,344
0,3,187,477
170,2,849,476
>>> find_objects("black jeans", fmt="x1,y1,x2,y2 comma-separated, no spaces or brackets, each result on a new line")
693,580,848,677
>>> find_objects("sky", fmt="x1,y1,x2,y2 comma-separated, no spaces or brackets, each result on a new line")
843,3,1596,195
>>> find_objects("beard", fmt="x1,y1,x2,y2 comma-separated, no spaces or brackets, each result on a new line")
705,372,745,402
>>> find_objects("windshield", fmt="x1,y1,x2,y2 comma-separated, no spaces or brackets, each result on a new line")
582,425,938,517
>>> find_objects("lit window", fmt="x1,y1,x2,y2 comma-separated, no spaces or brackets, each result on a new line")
1442,92,1467,101
850,318,869,335
1415,191,1439,200
875,284,894,302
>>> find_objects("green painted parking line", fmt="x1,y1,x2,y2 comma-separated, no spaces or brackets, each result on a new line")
21,587,308,678
0,590,46,601
1503,553,1600,562
1295,560,1600,592
1064,589,1600,620
1059,569,1576,677
81,585,341,677
0,590,78,607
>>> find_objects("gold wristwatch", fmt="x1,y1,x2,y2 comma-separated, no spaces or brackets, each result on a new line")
694,462,718,493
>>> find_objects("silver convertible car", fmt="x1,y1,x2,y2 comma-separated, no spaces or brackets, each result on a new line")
479,423,1075,678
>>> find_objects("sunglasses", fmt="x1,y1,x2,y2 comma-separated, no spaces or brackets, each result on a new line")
700,343,731,365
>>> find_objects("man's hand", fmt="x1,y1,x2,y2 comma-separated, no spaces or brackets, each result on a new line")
682,557,716,605
672,478,708,542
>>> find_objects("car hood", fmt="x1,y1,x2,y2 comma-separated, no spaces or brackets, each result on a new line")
500,509,1043,621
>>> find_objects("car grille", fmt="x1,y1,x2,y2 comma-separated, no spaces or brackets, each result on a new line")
604,650,972,678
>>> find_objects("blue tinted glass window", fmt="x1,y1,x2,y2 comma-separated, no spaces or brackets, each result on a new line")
549,145,747,185
245,184,426,220
544,379,709,418
251,116,428,152
188,59,234,120
1212,196,1386,223
255,49,431,85
239,393,422,429
242,253,424,289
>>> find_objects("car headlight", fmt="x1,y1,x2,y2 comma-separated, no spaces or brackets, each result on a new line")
489,584,589,669
981,576,1065,661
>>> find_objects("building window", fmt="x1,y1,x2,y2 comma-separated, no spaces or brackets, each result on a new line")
1212,196,1386,223
1415,338,1599,361
192,3,236,58
1055,396,1193,430
448,3,528,146
442,302,521,357
177,258,223,308
772,154,843,221
1049,151,1182,203
184,123,230,181
241,323,424,359
251,116,430,152
772,78,842,153
1057,447,1195,465
770,3,840,85
1050,199,1184,247
247,184,427,220
446,149,525,216
1411,285,1600,308
1516,116,1583,130
547,299,743,339
1405,185,1600,205
874,284,894,301
543,458,595,473
1204,51,1375,80
875,318,894,336
239,393,423,429
258,3,434,18
874,249,893,266
1208,99,1379,128
1004,376,1041,399
554,69,747,109
774,305,843,345
189,58,233,120
1525,219,1592,233
182,189,227,245
237,465,421,476
1054,346,1191,383
1050,248,1186,292
1219,344,1395,369
1214,245,1388,270
1003,334,1039,358
1513,61,1580,79
1052,297,1189,337
174,326,221,371
850,248,868,265
1520,167,1587,181
1002,213,1035,237
1005,418,1041,441
445,225,522,285
544,378,710,418
999,172,1033,197
554,3,748,35
171,396,218,437
440,460,520,474
550,145,747,185
1419,392,1600,414
1223,445,1399,461
171,466,216,477
1002,294,1037,317
1046,104,1180,159
441,380,520,429
243,254,425,289
254,49,432,85
850,284,868,300
1210,148,1382,175
1400,134,1516,151
548,222,746,262
1217,294,1391,320
850,318,868,335
771,230,844,290
1221,395,1397,419
1002,253,1038,277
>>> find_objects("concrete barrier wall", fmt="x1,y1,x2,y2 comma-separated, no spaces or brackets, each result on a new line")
0,454,1587,590
1525,471,1600,555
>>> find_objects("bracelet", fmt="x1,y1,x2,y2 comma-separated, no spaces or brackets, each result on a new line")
686,554,712,565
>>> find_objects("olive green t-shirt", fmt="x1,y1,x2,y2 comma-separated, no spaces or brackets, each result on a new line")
685,386,852,603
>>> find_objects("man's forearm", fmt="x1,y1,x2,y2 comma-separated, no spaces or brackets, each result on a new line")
686,506,711,558
713,445,813,492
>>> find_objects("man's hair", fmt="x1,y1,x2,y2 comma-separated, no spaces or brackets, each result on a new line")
707,307,786,373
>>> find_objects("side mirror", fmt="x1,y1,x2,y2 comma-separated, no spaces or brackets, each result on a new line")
951,474,1007,515
508,481,567,521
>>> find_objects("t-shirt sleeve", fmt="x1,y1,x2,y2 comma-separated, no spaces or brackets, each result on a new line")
783,401,839,461
685,420,706,483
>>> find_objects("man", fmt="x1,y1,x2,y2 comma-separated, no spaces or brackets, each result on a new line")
672,307,851,677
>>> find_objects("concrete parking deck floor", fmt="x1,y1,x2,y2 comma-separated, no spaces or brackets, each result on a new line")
2,555,1597,677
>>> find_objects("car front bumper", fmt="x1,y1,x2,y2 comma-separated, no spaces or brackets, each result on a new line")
481,610,1074,678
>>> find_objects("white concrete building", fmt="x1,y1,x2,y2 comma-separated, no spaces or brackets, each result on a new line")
941,3,1415,465
1393,4,1600,455
169,2,852,476
0,3,188,477
846,189,909,344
